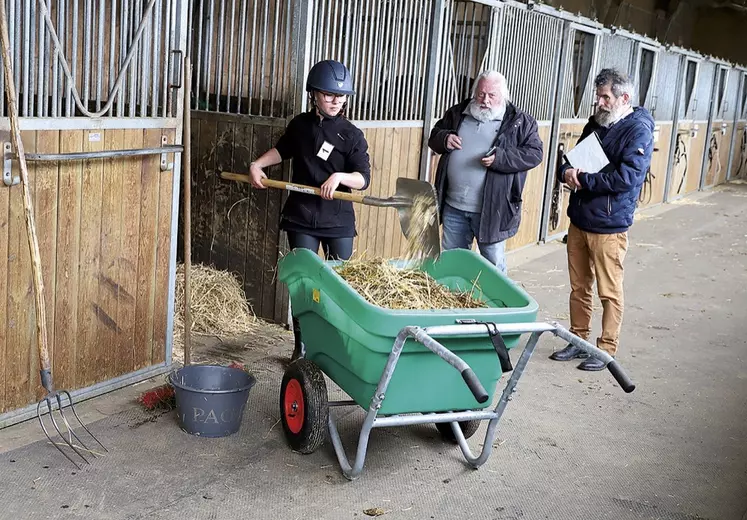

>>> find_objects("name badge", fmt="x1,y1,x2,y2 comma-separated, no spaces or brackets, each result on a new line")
317,141,334,161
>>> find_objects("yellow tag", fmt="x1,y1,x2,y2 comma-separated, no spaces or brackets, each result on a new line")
312,289,320,303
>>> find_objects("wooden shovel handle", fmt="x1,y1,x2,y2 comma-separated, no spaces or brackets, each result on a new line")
0,2,51,377
221,172,366,203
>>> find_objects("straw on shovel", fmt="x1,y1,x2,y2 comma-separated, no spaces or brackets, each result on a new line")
0,2,106,468
220,172,441,261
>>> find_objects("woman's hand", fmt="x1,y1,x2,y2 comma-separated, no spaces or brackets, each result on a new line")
249,162,267,189
320,172,343,200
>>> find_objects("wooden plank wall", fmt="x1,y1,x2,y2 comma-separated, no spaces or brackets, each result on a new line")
188,111,290,324
730,122,747,179
506,125,551,251
353,126,422,258
0,128,175,414
638,122,672,209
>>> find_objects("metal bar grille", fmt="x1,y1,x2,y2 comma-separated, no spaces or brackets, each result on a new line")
653,50,680,121
192,0,296,117
306,0,434,122
693,60,715,120
489,5,562,121
560,28,598,119
0,0,181,118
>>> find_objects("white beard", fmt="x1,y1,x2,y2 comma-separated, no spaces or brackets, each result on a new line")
468,100,505,123
594,102,628,127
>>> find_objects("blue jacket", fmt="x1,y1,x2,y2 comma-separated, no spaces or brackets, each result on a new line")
558,107,654,234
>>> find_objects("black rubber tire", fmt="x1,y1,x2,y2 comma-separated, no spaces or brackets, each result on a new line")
279,359,328,454
436,419,481,443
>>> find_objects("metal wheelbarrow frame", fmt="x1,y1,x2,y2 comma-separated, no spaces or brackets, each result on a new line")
280,320,635,480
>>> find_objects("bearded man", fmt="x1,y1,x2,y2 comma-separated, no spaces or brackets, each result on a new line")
428,70,543,274
550,68,654,371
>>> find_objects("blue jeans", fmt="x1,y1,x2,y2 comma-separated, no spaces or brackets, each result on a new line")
442,203,507,274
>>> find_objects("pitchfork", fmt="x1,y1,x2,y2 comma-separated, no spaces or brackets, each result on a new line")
0,3,107,468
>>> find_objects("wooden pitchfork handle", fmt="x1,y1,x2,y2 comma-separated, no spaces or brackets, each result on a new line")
0,2,53,392
221,172,367,203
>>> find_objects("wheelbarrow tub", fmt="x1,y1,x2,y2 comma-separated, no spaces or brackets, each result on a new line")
278,249,539,416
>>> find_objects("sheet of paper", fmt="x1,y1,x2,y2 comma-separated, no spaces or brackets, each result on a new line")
564,132,609,173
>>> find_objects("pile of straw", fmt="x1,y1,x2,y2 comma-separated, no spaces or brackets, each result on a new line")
334,258,486,310
173,264,257,349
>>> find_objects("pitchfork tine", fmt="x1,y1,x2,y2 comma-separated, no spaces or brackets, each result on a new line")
60,391,108,453
37,399,84,470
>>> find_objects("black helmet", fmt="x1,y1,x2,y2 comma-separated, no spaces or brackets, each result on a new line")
306,60,355,96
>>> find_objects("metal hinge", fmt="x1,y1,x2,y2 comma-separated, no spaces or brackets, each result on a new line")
3,142,19,187
160,136,174,171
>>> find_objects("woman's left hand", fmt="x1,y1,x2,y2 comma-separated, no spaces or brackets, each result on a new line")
320,172,343,200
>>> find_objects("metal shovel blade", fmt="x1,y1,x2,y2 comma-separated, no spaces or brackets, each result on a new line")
392,178,441,261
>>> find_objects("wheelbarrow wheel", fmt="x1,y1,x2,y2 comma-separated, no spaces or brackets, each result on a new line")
280,359,328,454
436,420,481,443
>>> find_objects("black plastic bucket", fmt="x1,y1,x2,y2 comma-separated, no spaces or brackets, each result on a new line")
169,365,256,438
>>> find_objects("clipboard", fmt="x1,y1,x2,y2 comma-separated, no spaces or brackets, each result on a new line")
564,132,610,173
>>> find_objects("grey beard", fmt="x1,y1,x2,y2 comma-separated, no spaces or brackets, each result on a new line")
468,100,504,123
594,105,626,127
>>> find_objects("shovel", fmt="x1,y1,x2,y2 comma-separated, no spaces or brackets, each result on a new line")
221,172,441,260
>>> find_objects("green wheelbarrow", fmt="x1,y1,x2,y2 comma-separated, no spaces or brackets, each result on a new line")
277,248,635,480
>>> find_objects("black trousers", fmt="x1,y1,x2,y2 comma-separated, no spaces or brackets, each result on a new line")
286,231,354,358
286,231,354,261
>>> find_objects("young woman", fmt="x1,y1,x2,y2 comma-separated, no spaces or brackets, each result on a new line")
248,59,371,359
248,59,371,261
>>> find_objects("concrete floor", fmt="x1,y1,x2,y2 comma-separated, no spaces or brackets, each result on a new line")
1,183,746,520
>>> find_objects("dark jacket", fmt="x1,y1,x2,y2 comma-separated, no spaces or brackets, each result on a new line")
428,100,544,243
275,110,371,238
558,107,655,234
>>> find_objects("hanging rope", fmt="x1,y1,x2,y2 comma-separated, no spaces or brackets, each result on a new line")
737,128,747,178
638,167,655,205
36,0,159,118
706,131,721,183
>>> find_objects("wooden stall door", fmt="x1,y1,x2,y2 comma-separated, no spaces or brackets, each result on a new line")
0,128,175,414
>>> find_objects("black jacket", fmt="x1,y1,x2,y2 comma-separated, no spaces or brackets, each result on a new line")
275,110,371,238
557,107,655,234
429,100,543,243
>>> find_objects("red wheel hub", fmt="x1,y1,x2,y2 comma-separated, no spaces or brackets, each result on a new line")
284,379,305,434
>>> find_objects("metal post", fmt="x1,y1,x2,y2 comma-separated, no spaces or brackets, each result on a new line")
418,0,447,182
663,54,686,203
725,71,745,180
293,0,313,116
699,64,719,191
539,21,570,243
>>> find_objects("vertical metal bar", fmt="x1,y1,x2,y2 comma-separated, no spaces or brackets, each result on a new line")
150,0,161,117
214,0,226,111
247,0,257,112
51,0,60,117
36,0,45,116
21,0,30,116
330,0,338,60
413,0,428,120
162,0,173,117
236,0,247,114
259,0,269,116
358,0,372,120
195,0,204,110
364,0,378,120
108,0,116,116
401,0,414,120
226,0,237,113
83,0,91,107
116,0,125,116
127,0,137,116
393,0,405,121
280,0,292,118
293,0,314,116
419,0,446,180
11,0,19,98
139,0,150,117
539,20,570,243
58,0,67,116
204,0,214,110
343,0,352,69
268,0,280,117
349,0,362,119
96,0,105,112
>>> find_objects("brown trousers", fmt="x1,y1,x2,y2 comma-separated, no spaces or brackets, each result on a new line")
566,223,629,356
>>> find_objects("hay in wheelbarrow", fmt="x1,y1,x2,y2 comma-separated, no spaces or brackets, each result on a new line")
334,258,487,310
172,263,257,362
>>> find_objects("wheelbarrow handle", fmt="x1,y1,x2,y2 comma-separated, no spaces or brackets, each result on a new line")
221,172,366,204
607,360,635,393
461,368,489,403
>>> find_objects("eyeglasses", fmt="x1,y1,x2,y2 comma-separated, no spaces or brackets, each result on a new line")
319,92,347,102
